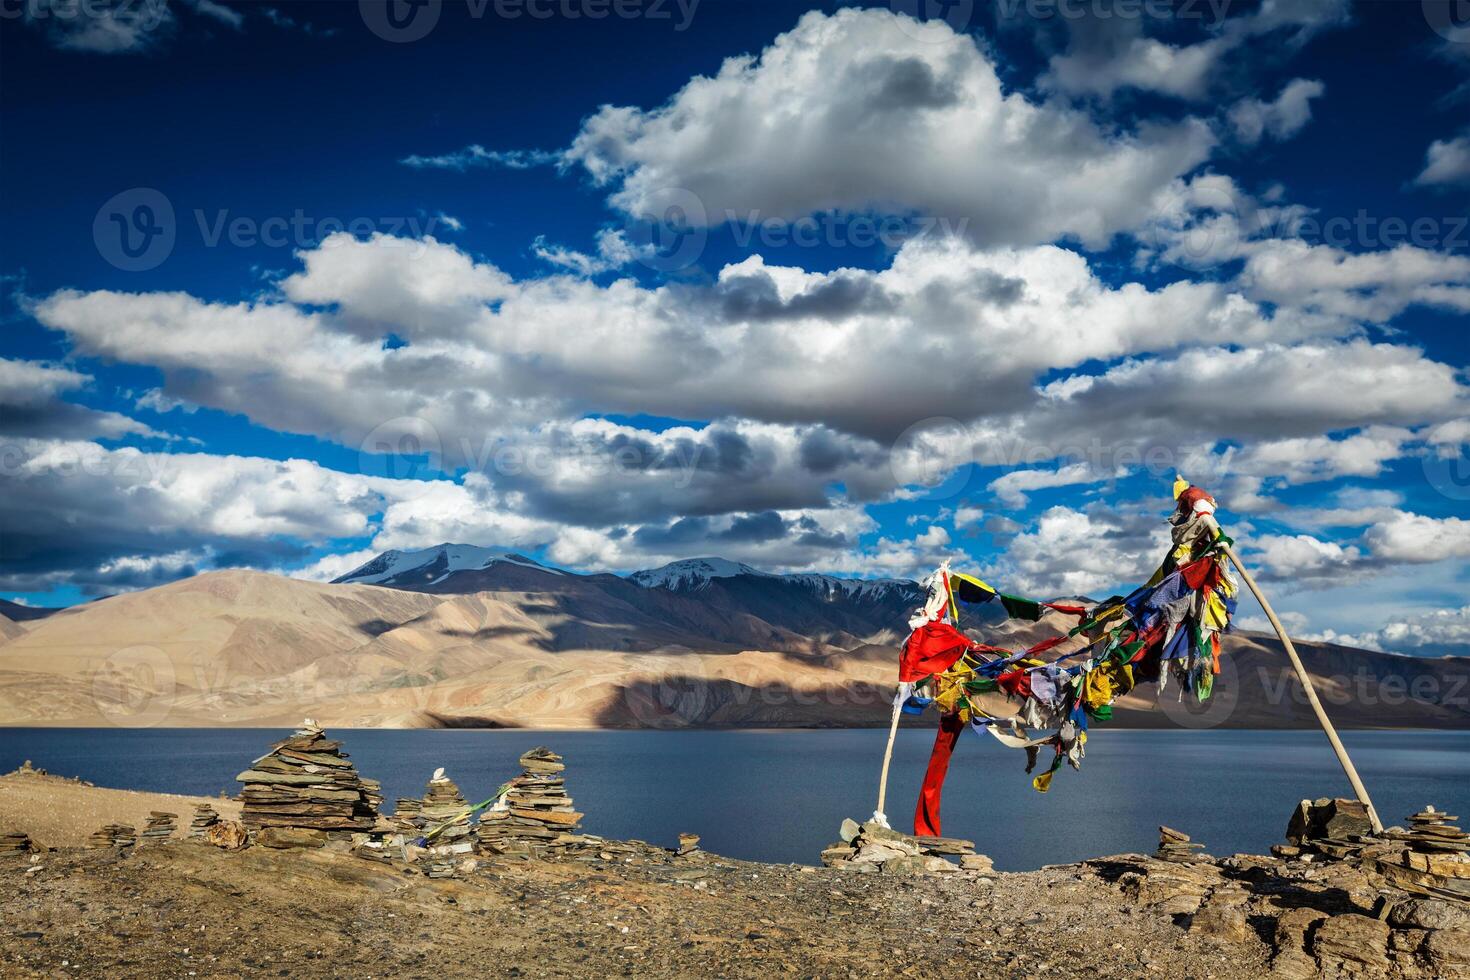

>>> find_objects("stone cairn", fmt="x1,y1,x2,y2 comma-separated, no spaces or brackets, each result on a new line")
392,797,423,832
188,804,220,839
87,824,136,848
677,833,701,856
0,831,35,854
418,768,475,855
821,818,993,875
477,747,585,858
1157,825,1210,863
1404,806,1469,854
140,811,177,844
235,720,378,834
1377,806,1470,903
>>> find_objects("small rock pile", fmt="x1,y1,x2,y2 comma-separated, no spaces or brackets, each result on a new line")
477,747,585,858
677,833,701,856
87,824,136,848
140,811,177,843
820,818,991,875
0,831,35,854
235,720,379,833
1156,825,1209,863
1404,806,1468,854
188,804,220,839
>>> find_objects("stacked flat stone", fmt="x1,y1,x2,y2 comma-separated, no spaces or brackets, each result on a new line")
140,811,177,843
418,768,475,855
235,720,378,832
0,832,34,854
188,804,220,839
1405,806,1469,854
677,833,701,856
88,824,136,848
361,777,384,813
477,747,585,858
1157,826,1209,863
1374,805,1470,903
393,797,423,831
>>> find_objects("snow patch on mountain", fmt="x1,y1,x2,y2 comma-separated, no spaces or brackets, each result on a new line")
629,557,918,598
627,557,769,592
333,543,556,585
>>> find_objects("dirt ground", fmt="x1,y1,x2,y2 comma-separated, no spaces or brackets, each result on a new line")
2,837,1271,980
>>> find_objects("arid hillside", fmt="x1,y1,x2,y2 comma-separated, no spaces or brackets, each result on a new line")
0,567,1464,730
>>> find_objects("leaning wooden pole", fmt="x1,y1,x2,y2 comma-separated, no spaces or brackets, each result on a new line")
873,694,903,828
1205,516,1384,833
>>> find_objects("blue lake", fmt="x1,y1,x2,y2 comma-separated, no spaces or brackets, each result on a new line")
2,728,1467,871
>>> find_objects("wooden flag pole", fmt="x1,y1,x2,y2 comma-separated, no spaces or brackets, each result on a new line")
873,694,903,827
1204,516,1384,833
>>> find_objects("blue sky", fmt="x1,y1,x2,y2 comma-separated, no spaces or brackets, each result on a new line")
1,0,1468,654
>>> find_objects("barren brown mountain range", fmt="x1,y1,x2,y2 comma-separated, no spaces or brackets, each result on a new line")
0,547,1465,729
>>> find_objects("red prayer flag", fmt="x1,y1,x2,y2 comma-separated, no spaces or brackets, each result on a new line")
899,621,977,682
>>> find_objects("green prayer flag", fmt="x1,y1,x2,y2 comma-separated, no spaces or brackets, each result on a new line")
999,594,1043,621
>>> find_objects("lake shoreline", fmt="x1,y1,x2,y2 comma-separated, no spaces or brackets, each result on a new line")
2,768,1464,979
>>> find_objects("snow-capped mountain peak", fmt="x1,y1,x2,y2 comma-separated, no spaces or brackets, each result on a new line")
627,557,919,601
627,557,769,591
333,543,555,586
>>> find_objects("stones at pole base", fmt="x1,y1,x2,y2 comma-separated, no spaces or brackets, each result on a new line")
140,811,177,844
1156,826,1211,864
476,747,588,859
87,824,136,848
819,817,987,876
234,719,378,834
188,804,220,839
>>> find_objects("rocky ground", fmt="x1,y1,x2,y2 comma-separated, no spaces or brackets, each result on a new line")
2,773,1468,979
